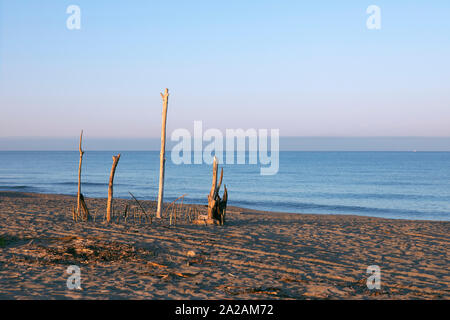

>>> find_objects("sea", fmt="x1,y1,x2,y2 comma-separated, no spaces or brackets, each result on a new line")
0,151,449,221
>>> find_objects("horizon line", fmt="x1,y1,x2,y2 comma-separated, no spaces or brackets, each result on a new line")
2,135,450,138
1,137,449,151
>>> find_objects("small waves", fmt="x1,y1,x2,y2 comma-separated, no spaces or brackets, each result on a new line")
56,182,109,187
0,185,39,191
230,198,449,220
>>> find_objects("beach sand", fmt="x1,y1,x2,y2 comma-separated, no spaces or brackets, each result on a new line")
0,191,448,299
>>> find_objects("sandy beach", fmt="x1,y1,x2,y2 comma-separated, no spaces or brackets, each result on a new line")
0,191,448,300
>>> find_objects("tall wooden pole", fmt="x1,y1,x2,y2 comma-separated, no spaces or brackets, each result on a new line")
106,154,121,223
76,130,84,220
156,88,169,219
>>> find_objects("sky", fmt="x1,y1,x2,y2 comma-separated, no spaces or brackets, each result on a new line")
0,1,449,149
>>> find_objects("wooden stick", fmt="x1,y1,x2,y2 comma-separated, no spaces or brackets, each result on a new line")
164,194,187,217
175,204,178,224
208,156,218,219
216,168,223,198
77,130,84,219
123,203,128,223
156,88,169,219
129,192,149,221
106,154,121,223
210,156,218,199
80,193,89,220
220,185,228,225
178,197,184,224
174,204,177,225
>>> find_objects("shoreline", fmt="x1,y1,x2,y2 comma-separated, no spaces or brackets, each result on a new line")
1,190,448,223
0,191,449,299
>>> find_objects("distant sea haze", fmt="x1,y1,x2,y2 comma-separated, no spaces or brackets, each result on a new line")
0,137,450,151
0,151,449,221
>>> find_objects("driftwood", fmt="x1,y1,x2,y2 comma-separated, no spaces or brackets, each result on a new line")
75,130,89,221
106,154,120,223
129,191,151,223
164,194,187,226
156,88,169,219
79,194,89,219
194,156,228,225
76,130,84,219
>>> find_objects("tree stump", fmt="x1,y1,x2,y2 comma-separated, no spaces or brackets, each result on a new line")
195,156,228,225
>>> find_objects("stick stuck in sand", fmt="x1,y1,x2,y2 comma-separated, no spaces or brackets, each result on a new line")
106,154,121,223
156,88,169,219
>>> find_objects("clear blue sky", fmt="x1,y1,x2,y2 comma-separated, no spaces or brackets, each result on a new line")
1,0,449,140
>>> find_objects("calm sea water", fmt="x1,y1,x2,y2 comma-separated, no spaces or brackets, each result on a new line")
0,151,449,221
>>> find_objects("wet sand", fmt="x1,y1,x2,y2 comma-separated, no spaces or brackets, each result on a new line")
0,191,448,299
